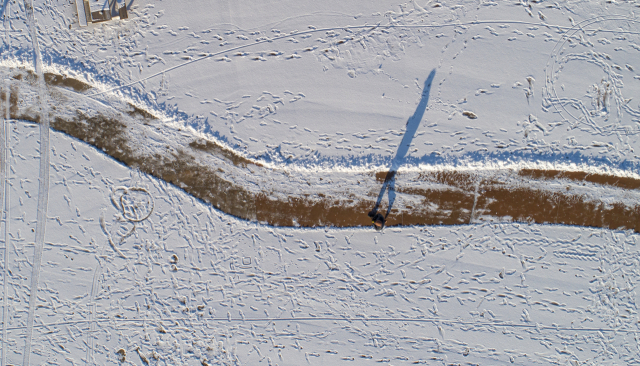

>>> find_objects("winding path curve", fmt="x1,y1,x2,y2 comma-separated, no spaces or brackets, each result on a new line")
5,68,640,235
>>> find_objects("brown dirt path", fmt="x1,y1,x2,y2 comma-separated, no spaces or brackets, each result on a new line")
5,69,640,232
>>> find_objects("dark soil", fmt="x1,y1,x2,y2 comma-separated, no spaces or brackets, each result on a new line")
189,139,262,169
520,169,640,190
44,72,92,92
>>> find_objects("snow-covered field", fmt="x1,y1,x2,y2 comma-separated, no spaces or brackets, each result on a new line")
2,0,640,365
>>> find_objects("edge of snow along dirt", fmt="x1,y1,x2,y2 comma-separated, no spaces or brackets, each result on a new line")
4,67,640,232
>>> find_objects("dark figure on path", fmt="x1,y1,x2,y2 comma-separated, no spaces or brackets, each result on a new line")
369,211,386,231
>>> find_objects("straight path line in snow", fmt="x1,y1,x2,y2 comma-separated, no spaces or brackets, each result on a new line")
1,2,11,364
88,18,640,98
1,84,10,366
21,0,50,364
2,315,633,334
85,221,113,365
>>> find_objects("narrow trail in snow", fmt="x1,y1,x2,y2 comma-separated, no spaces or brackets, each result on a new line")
1,3,12,364
20,0,50,364
1,3,11,364
85,228,106,365
0,82,10,366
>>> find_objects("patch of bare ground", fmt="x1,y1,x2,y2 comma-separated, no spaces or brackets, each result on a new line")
11,68,38,83
477,186,640,230
520,169,640,190
373,170,640,231
48,110,372,227
392,187,474,225
12,69,92,92
9,84,18,118
8,83,40,123
46,110,640,231
190,139,262,168
59,119,640,230
43,72,92,92
8,70,640,231
126,103,157,121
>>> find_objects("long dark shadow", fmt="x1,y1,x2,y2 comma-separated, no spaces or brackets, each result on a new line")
369,69,436,222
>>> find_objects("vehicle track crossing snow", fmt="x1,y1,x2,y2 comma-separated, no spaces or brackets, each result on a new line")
20,0,51,364
1,2,11,364
1,81,10,366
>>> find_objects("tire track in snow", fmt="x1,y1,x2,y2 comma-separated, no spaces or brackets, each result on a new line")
1,2,11,364
1,82,10,366
20,0,50,364
85,233,107,365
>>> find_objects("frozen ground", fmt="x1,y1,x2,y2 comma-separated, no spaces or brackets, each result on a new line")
2,0,640,365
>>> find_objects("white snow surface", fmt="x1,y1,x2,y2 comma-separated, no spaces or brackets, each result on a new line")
4,0,640,168
2,0,640,365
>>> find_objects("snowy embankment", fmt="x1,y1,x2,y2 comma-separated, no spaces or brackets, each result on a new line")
6,0,640,169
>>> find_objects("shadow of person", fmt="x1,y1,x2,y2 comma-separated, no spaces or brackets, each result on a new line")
369,69,436,226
